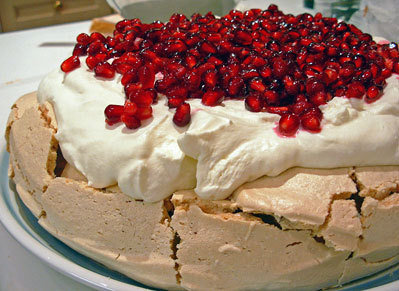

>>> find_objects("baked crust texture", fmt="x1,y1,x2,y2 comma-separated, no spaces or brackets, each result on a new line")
5,92,399,290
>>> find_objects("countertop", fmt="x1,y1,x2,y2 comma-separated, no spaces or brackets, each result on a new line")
0,21,95,291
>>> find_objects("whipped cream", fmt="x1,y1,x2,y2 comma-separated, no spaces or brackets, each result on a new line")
38,59,399,201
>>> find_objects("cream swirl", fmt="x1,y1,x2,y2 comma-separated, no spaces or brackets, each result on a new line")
38,60,399,201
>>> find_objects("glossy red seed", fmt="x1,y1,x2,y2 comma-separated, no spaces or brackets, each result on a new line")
129,89,154,106
173,103,191,126
104,104,124,125
249,78,266,92
347,81,366,98
121,114,141,129
200,41,217,54
94,62,115,78
90,32,106,43
311,91,328,105
305,77,325,96
245,94,264,112
76,33,91,45
202,89,224,106
124,100,138,115
272,57,289,79
301,113,321,132
86,56,100,70
135,106,153,120
263,90,279,105
138,64,155,89
227,77,244,96
279,114,300,136
121,70,138,86
73,44,86,56
168,98,185,108
61,56,80,72
366,85,381,101
203,70,218,88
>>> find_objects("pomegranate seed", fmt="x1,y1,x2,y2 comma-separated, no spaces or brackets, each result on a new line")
200,41,217,54
235,30,252,45
263,90,279,105
347,81,366,98
249,78,266,92
202,89,224,106
124,100,138,115
129,89,154,106
121,114,141,129
90,32,106,43
227,77,244,96
138,64,155,89
366,85,381,102
173,103,191,126
104,104,124,125
311,91,328,105
121,70,138,86
135,106,153,120
77,33,91,45
73,44,86,56
301,113,321,132
279,114,300,136
168,98,185,108
283,75,300,95
94,62,115,79
245,94,264,112
203,70,218,88
305,77,325,96
272,57,289,79
61,56,80,72
86,56,100,70
339,62,355,78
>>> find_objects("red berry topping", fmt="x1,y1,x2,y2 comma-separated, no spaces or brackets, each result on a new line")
94,62,115,79
279,114,300,136
61,56,80,73
61,5,398,132
173,103,191,127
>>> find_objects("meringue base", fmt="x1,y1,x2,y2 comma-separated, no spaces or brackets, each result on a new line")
5,92,399,290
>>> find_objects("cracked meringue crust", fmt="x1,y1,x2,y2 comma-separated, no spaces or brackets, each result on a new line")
5,92,399,290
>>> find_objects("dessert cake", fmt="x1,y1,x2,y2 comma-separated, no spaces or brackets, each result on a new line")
5,5,399,290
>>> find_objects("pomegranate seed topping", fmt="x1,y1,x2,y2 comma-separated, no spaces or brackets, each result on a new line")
76,33,91,45
135,106,153,120
301,113,321,132
121,70,138,86
245,94,264,112
61,56,80,72
94,62,115,79
279,114,300,136
129,89,154,106
264,90,279,105
168,98,185,108
249,78,266,92
366,85,381,102
104,104,124,125
202,89,224,106
121,114,141,129
86,56,100,70
347,81,366,98
61,6,397,131
173,103,191,126
73,44,86,56
138,64,155,89
90,32,106,43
